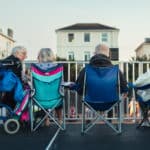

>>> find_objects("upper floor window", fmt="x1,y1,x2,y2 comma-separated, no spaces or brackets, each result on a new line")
68,33,74,42
84,51,90,61
101,33,108,42
84,33,90,42
68,51,74,61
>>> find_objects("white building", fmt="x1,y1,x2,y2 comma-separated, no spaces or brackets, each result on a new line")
0,28,15,59
135,38,150,59
56,23,119,61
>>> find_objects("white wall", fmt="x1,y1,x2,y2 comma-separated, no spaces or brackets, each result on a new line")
56,30,119,60
0,34,14,59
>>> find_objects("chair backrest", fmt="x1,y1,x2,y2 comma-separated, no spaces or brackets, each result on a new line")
31,63,63,109
84,64,120,103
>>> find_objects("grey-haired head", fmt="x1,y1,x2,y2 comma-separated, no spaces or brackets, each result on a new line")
95,44,110,57
11,46,27,61
38,48,56,63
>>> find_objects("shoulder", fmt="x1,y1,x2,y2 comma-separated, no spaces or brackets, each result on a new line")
5,55,21,63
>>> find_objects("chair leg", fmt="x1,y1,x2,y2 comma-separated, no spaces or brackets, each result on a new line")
62,99,66,130
81,101,85,133
30,99,33,131
137,107,150,128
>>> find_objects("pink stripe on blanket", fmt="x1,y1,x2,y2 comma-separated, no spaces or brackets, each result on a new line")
31,66,63,76
15,92,29,115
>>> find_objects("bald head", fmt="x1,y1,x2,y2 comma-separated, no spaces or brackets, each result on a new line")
95,44,110,57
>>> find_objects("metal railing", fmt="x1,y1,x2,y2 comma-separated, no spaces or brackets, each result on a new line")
24,60,150,122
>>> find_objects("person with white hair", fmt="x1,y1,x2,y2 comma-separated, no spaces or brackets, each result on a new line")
71,44,128,121
2,46,27,81
1,46,27,109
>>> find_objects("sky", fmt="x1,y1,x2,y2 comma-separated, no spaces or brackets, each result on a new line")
0,0,150,61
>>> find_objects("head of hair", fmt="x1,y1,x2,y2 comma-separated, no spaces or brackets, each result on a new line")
11,46,27,56
37,48,56,63
94,44,110,57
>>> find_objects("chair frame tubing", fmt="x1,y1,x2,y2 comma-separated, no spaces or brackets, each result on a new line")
81,100,122,134
29,64,66,150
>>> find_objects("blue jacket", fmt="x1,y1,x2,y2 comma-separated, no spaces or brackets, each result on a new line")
0,69,24,102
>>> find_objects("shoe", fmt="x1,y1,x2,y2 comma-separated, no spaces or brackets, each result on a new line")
86,120,91,124
141,121,150,127
108,119,112,123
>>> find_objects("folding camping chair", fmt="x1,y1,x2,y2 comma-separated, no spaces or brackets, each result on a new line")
30,63,65,148
81,64,122,134
132,84,150,128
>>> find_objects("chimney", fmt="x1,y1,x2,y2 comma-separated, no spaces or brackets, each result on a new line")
7,28,13,38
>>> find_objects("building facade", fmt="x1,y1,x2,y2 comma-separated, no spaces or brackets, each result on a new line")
56,23,119,61
0,28,15,59
135,38,150,59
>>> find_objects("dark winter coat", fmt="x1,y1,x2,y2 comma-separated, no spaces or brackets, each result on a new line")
1,55,22,81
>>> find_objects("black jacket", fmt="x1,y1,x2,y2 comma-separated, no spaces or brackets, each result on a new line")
1,55,22,81
75,54,128,95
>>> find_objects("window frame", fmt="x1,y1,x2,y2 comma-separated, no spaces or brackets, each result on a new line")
101,33,108,42
68,51,74,61
84,33,90,42
68,33,74,42
84,51,90,61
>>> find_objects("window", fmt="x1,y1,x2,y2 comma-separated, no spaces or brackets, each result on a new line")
84,51,90,61
110,48,119,61
68,52,74,61
68,33,74,42
84,33,90,42
101,33,108,42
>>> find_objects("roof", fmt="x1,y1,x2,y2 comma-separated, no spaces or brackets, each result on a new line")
135,40,150,52
56,23,119,31
0,32,15,42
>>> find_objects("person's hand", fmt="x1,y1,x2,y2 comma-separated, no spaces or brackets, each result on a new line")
69,83,76,90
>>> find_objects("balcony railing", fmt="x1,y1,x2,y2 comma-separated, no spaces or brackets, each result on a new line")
24,60,150,122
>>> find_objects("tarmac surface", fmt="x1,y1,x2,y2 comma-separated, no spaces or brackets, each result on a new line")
0,124,150,150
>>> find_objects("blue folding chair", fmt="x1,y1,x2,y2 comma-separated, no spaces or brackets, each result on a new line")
30,63,65,149
81,64,122,134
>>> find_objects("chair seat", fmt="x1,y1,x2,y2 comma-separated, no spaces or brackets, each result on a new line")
33,96,63,109
86,101,117,111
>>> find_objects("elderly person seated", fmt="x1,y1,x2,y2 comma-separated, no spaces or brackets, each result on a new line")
0,46,27,109
36,48,63,126
71,44,128,121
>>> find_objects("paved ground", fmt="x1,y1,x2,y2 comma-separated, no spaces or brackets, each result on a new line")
0,123,150,150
